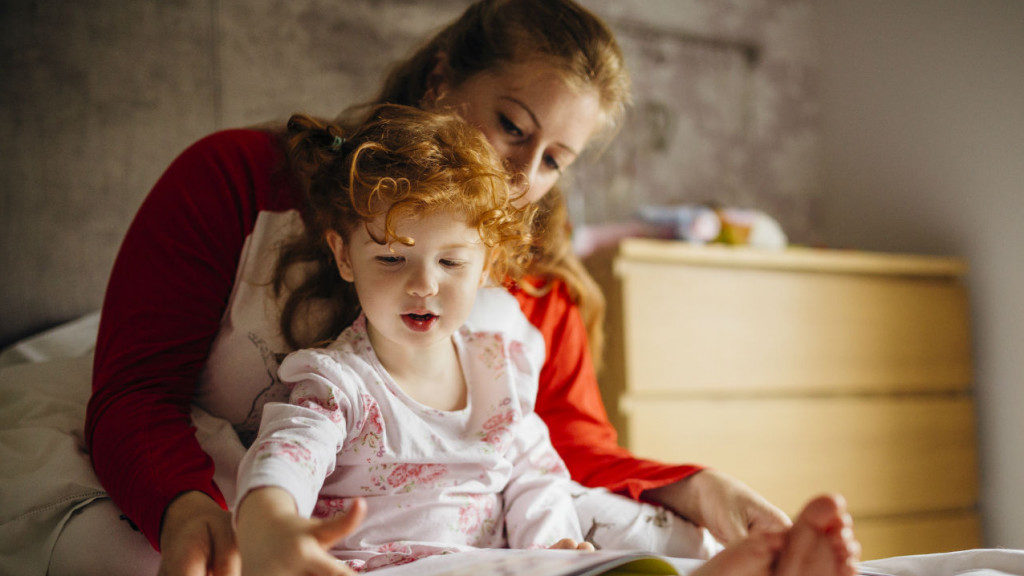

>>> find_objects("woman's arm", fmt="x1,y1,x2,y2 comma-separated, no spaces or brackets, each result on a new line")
645,469,791,545
86,129,294,549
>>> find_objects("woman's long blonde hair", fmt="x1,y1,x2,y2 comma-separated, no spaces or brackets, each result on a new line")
279,0,631,360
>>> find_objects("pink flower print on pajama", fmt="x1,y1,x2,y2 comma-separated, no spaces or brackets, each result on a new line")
385,463,448,492
508,340,532,376
467,332,508,372
312,496,357,520
530,449,570,476
291,384,344,424
363,462,448,494
251,438,316,476
455,493,501,545
479,397,518,452
352,391,385,460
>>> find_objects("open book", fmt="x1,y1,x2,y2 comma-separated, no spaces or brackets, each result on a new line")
368,548,896,576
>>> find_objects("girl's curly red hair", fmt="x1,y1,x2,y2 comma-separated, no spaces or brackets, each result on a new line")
276,104,534,349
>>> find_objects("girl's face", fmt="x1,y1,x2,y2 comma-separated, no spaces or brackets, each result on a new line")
435,61,603,205
327,210,488,359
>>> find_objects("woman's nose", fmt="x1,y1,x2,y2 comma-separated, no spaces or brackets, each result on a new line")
505,147,541,197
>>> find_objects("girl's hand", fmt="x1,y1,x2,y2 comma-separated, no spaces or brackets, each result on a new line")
549,538,595,551
236,488,366,576
646,469,791,545
158,491,240,576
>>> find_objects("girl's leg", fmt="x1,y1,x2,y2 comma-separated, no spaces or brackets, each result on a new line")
48,498,160,576
570,483,723,558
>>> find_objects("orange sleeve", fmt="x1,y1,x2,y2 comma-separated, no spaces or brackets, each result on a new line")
513,280,703,500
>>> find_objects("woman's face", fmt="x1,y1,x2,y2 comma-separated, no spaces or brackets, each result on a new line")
436,61,603,205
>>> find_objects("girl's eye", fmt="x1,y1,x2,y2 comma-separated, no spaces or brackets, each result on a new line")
375,256,403,265
498,114,524,138
440,259,465,269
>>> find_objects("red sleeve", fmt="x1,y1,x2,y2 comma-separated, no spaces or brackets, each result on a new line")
514,280,703,500
86,129,299,549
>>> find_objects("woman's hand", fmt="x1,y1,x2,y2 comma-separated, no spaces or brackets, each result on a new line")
158,491,240,576
236,488,366,576
645,469,791,545
549,538,595,551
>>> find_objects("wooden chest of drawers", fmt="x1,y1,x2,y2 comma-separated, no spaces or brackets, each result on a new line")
585,239,981,559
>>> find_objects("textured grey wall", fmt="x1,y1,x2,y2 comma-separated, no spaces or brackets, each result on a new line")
0,0,818,347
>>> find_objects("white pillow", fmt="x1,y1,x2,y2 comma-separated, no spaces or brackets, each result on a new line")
0,311,100,368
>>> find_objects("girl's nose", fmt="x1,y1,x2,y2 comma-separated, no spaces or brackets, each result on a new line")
406,264,438,297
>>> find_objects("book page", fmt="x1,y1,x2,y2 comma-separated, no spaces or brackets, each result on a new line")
366,548,897,576
368,549,687,576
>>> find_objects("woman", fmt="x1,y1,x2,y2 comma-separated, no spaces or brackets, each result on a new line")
77,1,789,574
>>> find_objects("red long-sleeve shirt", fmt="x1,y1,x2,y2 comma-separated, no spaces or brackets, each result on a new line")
86,129,701,549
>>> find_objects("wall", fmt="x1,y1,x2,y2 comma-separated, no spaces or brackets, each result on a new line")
816,0,1024,547
0,0,818,347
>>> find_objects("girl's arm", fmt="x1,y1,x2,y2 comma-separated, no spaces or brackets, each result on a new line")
234,351,363,576
237,349,359,519
501,412,583,549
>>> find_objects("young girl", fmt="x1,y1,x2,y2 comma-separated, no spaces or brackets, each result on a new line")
234,104,594,574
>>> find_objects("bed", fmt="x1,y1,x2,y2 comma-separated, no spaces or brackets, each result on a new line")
1,315,1022,576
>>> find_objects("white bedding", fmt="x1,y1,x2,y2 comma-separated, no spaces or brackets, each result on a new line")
0,318,1022,576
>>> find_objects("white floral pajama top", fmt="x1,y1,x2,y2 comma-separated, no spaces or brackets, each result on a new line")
235,313,582,571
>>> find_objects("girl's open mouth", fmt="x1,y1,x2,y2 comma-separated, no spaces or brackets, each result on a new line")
402,312,437,332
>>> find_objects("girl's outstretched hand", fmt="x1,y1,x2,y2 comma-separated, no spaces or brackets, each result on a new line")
158,491,241,576
236,488,366,576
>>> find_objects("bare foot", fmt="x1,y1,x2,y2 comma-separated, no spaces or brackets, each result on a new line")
688,494,860,576
775,494,860,576
688,530,786,576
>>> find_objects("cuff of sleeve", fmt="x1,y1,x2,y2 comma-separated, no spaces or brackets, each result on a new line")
613,464,705,501
236,465,317,519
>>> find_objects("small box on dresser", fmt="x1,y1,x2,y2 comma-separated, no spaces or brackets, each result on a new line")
585,238,981,560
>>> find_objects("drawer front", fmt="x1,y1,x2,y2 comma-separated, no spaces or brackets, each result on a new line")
622,396,979,517
856,510,982,560
619,262,971,395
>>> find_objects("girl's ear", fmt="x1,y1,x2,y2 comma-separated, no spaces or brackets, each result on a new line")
326,230,355,283
422,51,451,108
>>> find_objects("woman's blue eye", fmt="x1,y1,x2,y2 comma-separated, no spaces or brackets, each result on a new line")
440,259,465,268
498,114,523,138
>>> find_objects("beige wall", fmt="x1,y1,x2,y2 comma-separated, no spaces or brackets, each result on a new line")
816,0,1024,547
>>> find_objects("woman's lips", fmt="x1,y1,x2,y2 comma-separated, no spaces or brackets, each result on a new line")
402,312,437,332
